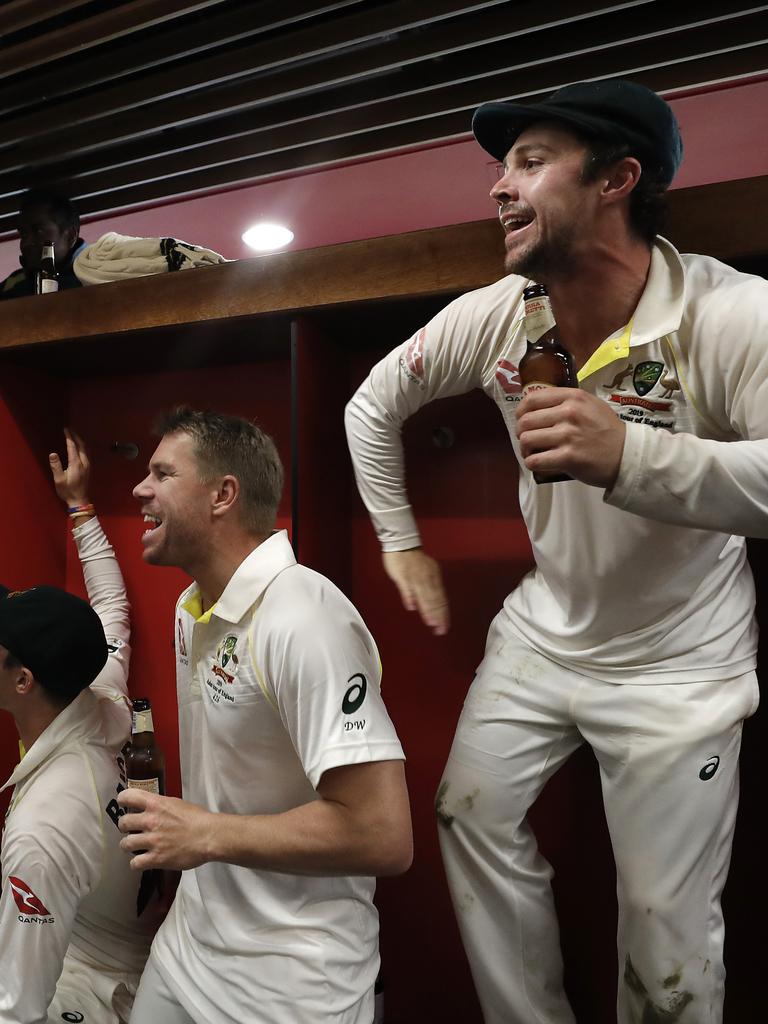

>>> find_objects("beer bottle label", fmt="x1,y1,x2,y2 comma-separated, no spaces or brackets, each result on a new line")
524,298,555,342
127,776,161,794
132,709,154,733
522,381,555,396
40,279,58,294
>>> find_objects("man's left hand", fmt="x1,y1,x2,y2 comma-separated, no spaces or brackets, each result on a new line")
516,388,626,488
117,789,214,871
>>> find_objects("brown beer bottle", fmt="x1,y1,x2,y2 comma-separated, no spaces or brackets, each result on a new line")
124,698,166,914
519,283,578,484
36,243,59,294
125,698,166,796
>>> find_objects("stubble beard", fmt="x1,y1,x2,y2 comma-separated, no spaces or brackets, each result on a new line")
504,219,583,283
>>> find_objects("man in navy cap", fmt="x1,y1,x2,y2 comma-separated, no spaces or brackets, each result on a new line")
346,79,768,1022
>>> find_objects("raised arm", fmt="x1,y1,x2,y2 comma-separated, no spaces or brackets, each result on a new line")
49,430,131,700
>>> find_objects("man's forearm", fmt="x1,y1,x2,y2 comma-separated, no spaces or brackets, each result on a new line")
120,760,413,877
73,517,130,639
207,794,410,877
607,426,768,537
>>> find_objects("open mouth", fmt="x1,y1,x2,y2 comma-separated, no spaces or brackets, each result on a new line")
501,212,534,236
143,514,162,536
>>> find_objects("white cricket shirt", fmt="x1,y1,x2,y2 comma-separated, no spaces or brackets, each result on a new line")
0,518,152,1024
345,238,768,683
151,530,405,1024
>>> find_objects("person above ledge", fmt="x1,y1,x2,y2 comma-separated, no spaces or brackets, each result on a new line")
0,188,87,301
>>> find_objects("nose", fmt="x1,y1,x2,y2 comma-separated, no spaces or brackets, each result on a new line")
133,475,152,501
490,169,518,206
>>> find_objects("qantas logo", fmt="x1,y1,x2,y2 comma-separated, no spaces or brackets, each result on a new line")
496,359,522,396
400,329,427,388
405,329,425,379
9,877,51,916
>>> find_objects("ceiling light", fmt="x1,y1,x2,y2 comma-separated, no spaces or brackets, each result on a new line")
241,222,294,252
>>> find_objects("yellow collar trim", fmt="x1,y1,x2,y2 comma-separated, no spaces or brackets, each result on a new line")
181,592,216,624
577,317,634,382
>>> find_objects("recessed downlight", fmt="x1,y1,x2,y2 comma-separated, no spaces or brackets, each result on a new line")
241,223,294,252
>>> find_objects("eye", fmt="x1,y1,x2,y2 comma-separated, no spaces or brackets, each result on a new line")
525,158,542,171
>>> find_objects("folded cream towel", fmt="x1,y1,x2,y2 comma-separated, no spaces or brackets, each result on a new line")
74,231,227,284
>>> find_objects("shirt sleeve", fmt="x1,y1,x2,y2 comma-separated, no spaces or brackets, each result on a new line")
264,584,404,789
607,272,768,537
344,288,501,551
0,838,90,1024
73,517,132,700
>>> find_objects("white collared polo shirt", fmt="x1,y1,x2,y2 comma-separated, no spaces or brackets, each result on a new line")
151,530,405,1024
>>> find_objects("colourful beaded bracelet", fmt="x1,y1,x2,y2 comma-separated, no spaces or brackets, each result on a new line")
68,503,95,519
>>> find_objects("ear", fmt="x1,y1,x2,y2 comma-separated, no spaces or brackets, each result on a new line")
211,475,240,519
14,666,35,697
600,156,642,204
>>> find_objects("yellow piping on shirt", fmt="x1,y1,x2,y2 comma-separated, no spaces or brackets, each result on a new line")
662,334,722,436
247,609,279,714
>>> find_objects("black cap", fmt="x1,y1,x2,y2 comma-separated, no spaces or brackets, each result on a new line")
472,79,683,187
0,584,9,600
0,586,108,701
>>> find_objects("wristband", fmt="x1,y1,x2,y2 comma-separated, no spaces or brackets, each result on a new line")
68,503,95,519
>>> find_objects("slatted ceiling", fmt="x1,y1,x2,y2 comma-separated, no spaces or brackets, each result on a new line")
0,0,230,77
0,0,366,116
1,0,509,145
0,1,766,241
0,0,95,37
12,0,755,188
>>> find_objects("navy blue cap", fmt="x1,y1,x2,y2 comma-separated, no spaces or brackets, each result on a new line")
472,79,683,186
0,585,107,701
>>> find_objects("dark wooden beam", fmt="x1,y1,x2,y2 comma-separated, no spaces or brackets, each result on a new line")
0,0,230,80
666,175,768,260
0,0,93,37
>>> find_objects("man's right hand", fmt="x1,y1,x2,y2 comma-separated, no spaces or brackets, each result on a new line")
49,428,91,507
382,549,449,636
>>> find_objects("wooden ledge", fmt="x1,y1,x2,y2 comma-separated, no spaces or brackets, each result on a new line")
0,219,505,352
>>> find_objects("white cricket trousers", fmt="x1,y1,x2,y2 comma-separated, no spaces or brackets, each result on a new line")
129,958,197,1024
46,951,137,1023
437,621,758,1024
